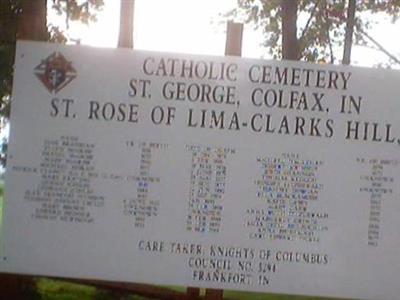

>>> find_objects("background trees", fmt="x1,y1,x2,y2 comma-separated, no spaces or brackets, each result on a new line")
225,0,400,63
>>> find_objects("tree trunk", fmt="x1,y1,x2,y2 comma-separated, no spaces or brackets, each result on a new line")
17,0,47,41
118,0,135,48
342,0,356,65
281,0,298,60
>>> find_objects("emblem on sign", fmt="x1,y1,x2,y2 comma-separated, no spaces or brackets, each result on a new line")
34,52,76,94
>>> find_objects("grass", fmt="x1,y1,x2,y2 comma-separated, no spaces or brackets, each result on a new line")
34,279,343,300
223,290,336,300
37,279,96,300
36,278,171,300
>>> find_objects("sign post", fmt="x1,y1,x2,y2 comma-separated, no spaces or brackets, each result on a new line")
203,21,244,300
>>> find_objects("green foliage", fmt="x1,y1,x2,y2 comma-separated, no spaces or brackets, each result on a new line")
35,279,344,300
37,278,96,300
0,44,14,116
0,0,18,119
223,290,339,300
225,0,400,62
51,0,104,24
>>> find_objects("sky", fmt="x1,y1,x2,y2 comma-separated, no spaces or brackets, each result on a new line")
46,0,400,68
48,0,266,58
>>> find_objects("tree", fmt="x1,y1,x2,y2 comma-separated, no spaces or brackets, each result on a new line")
281,0,298,60
0,0,104,165
226,0,400,63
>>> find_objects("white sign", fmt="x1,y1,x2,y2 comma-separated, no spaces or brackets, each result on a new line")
1,41,400,300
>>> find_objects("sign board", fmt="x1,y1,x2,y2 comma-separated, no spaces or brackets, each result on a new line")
1,41,400,300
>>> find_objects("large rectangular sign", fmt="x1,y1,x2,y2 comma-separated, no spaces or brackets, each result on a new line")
1,41,400,299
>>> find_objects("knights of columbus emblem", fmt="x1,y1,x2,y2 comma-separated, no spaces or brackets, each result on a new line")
34,52,77,94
